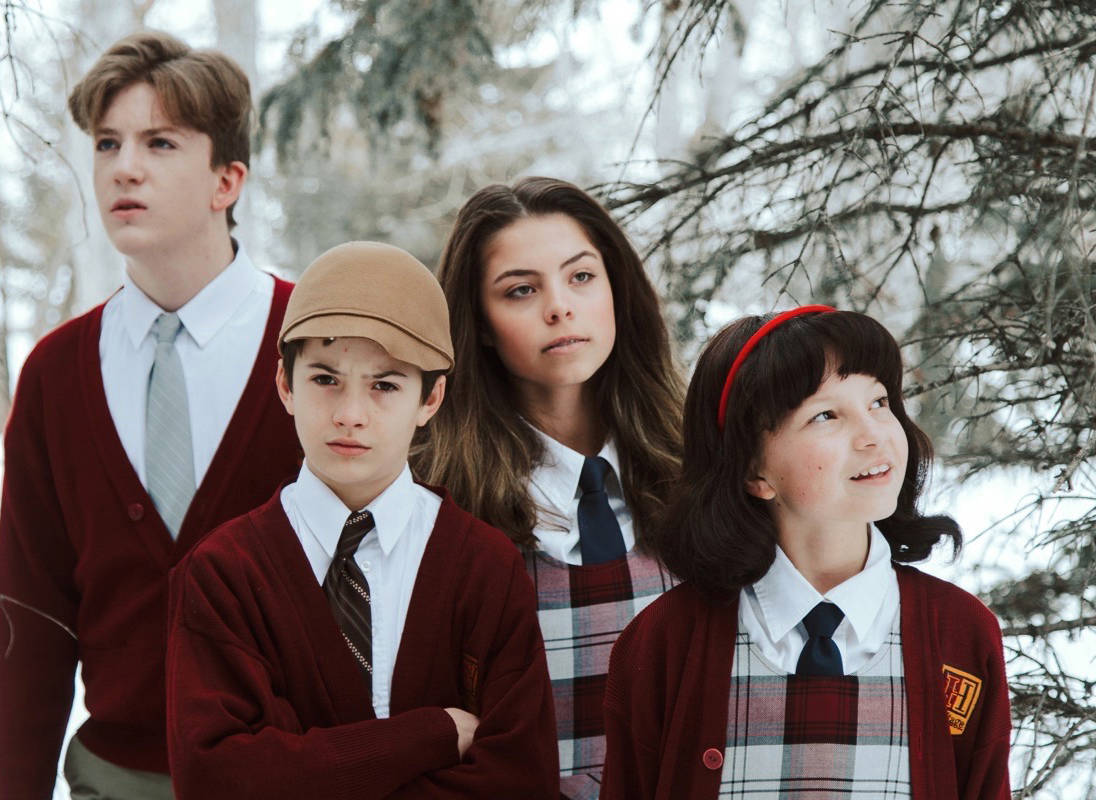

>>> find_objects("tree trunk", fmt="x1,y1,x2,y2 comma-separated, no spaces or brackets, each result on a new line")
64,0,147,316
213,0,259,254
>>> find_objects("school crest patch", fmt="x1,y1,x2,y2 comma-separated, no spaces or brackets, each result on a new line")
942,663,982,735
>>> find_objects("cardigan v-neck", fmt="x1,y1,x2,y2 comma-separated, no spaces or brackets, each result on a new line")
0,278,300,795
601,566,1011,800
80,277,296,564
167,486,560,798
251,485,455,724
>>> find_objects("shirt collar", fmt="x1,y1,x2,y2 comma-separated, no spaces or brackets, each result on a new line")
293,461,417,558
750,523,892,642
120,279,167,350
121,242,262,349
825,524,894,641
530,427,622,513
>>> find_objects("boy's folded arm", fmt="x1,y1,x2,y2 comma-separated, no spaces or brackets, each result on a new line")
168,526,556,799
386,555,559,800
167,617,461,800
166,553,465,800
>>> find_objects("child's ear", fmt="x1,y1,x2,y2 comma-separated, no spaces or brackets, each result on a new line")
415,374,446,427
745,475,776,501
210,160,248,213
275,360,294,416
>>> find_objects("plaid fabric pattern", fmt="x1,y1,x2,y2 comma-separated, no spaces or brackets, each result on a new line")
718,618,910,798
526,548,674,800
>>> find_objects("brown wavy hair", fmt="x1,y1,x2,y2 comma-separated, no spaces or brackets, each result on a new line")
657,310,962,602
412,177,684,550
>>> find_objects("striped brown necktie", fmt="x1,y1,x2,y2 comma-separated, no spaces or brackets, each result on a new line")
323,509,375,690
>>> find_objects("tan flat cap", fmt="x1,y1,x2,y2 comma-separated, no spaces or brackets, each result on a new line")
280,241,453,372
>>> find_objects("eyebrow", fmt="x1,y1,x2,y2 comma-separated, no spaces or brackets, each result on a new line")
94,126,184,138
491,250,599,285
306,362,342,376
801,386,888,407
306,363,407,380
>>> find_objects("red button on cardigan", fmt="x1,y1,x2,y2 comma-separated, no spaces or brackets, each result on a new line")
128,503,144,521
702,747,723,770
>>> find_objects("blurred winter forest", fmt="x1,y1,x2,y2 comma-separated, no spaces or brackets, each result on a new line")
3,0,1095,797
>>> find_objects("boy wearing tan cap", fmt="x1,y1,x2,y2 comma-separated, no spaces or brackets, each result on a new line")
165,242,559,799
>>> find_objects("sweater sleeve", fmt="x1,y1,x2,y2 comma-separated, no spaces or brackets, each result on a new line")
601,615,661,800
386,550,559,799
956,607,1011,800
167,554,460,800
0,351,79,799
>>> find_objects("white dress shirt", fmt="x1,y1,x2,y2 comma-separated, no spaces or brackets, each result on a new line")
99,245,274,488
281,462,441,719
738,524,900,674
528,429,635,565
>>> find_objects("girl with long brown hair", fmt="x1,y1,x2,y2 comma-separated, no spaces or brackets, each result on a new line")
413,176,684,798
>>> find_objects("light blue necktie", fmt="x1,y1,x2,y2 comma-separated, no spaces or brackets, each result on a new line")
145,312,195,538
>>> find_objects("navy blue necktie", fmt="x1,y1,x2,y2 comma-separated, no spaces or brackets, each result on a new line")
795,602,845,676
577,456,626,565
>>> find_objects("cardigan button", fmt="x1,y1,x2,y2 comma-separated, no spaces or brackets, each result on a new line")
702,747,723,770
127,503,144,521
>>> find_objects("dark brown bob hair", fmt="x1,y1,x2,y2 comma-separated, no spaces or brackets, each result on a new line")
413,177,684,550
656,309,961,602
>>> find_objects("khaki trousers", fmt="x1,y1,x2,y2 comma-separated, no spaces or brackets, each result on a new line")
63,735,174,800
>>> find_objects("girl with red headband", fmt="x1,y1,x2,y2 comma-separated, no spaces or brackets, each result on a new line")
412,177,684,798
601,307,1011,800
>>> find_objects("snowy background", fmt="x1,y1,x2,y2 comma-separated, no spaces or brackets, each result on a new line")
2,0,1093,797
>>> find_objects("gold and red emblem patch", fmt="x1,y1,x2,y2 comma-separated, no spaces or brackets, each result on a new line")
942,664,982,735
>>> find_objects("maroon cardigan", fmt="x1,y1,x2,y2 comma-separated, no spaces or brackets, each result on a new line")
0,279,300,797
166,487,559,799
601,566,1011,800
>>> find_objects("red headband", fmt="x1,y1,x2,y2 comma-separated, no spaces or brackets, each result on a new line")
716,305,836,430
